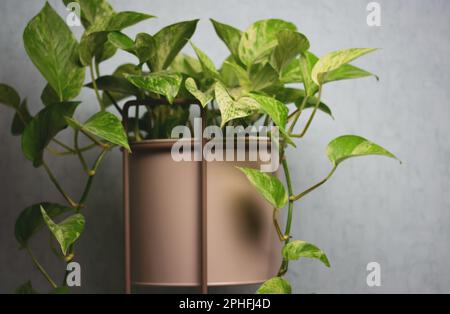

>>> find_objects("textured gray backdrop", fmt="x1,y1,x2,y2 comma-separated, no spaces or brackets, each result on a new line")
1,0,449,293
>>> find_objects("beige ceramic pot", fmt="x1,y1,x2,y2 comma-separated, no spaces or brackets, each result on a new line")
126,138,281,288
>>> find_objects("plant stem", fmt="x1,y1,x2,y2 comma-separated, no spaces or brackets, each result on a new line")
288,96,308,133
277,155,295,276
74,130,91,175
52,139,76,153
290,165,337,202
78,148,108,206
42,162,78,208
282,157,294,237
104,90,123,117
89,61,104,110
289,87,322,138
26,246,57,289
47,143,97,156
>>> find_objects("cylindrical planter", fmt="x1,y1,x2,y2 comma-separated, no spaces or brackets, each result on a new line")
127,138,281,287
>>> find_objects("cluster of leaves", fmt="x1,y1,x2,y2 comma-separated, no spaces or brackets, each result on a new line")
0,0,399,294
0,0,151,293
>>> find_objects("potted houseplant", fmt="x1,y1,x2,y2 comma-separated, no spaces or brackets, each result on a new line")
0,0,398,294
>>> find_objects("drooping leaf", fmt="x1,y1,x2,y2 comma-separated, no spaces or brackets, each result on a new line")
323,63,379,84
248,93,288,129
326,135,399,167
191,42,221,80
23,3,85,101
15,281,38,294
248,93,294,145
214,83,259,126
237,167,288,209
282,240,331,267
86,75,139,95
311,48,377,85
257,277,291,294
107,31,134,51
238,19,297,67
126,72,183,104
105,11,154,32
22,101,80,167
134,32,155,64
11,99,32,136
294,94,333,119
149,20,199,71
41,84,60,106
210,19,242,60
271,30,309,73
79,10,153,65
0,83,20,109
66,111,130,151
15,202,73,246
40,206,85,256
185,78,212,107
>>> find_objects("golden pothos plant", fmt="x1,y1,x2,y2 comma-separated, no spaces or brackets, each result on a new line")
0,0,398,294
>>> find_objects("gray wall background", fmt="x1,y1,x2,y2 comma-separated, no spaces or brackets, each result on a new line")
1,0,449,293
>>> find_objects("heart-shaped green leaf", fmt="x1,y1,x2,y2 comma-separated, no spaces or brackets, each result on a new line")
214,83,259,126
327,135,399,166
210,19,242,60
257,277,291,294
238,19,297,67
23,3,85,101
271,30,310,73
134,32,155,64
191,42,221,80
11,99,32,136
126,72,183,104
15,202,73,247
66,111,130,151
282,240,331,267
248,93,288,130
237,167,288,209
0,83,20,109
312,48,377,85
79,10,153,65
185,78,212,107
149,20,199,71
15,281,38,294
40,206,85,256
22,101,80,167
